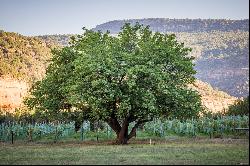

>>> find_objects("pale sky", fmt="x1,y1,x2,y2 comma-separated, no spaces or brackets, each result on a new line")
0,0,249,36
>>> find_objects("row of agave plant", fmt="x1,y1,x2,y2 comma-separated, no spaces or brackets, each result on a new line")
0,115,248,142
0,121,75,142
143,115,249,137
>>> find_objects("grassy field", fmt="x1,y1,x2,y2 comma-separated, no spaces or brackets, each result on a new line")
0,138,249,165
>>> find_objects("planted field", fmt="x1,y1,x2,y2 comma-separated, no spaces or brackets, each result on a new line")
0,138,248,165
0,116,248,143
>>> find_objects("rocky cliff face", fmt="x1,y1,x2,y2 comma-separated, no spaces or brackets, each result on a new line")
189,80,238,113
0,77,28,113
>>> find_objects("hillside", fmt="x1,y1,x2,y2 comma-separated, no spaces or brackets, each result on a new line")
0,31,56,82
189,80,237,113
0,31,55,113
0,30,238,114
175,31,249,97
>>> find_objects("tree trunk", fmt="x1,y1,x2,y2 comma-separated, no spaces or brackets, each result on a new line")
116,119,129,144
115,125,139,144
106,116,150,144
74,121,81,132
90,121,95,131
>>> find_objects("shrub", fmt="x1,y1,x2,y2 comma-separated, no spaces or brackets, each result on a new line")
227,96,249,116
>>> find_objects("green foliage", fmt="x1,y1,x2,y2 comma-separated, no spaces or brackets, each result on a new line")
227,96,249,116
37,28,250,98
25,23,202,134
92,18,249,98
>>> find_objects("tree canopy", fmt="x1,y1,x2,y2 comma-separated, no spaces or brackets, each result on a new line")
25,23,203,144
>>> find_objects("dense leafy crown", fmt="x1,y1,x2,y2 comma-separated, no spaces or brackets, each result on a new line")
26,23,202,122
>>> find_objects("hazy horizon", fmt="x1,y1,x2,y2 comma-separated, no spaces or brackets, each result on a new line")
0,0,249,36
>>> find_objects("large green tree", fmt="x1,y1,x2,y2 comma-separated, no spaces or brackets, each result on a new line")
25,23,202,144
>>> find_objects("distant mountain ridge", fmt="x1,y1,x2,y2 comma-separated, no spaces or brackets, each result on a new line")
92,18,249,34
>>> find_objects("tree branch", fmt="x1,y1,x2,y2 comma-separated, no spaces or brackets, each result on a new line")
128,118,153,139
106,113,121,134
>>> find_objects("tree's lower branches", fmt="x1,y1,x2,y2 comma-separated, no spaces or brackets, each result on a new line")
128,117,153,139
106,114,121,134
